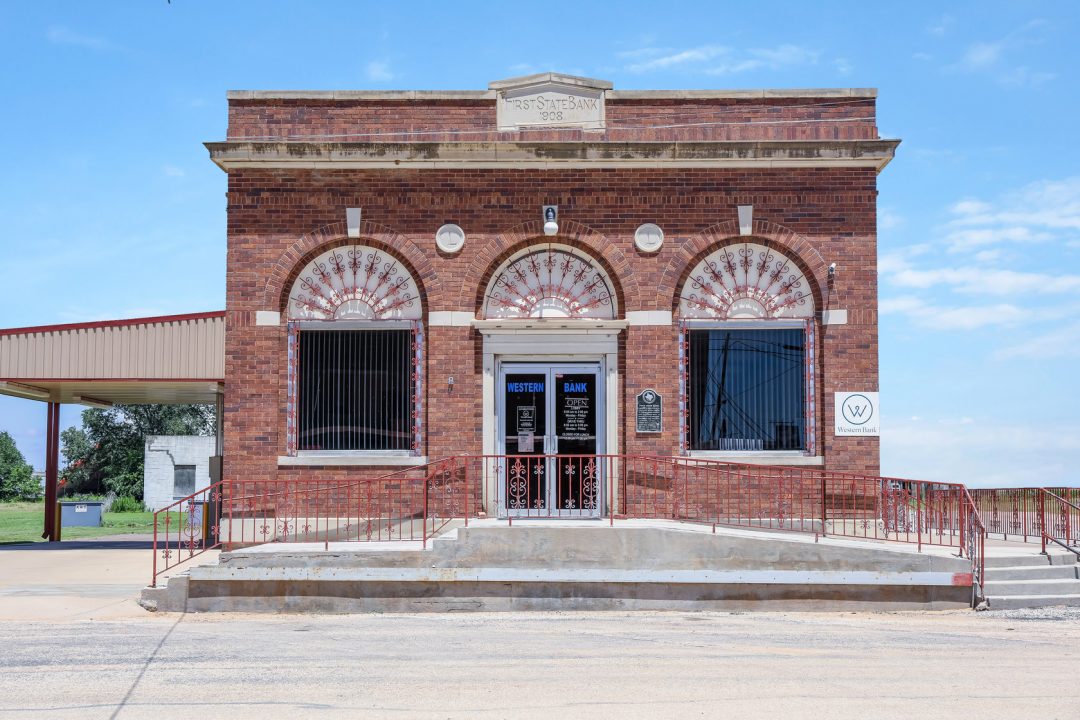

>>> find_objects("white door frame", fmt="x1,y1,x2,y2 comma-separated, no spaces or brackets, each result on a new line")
496,361,605,517
475,320,625,516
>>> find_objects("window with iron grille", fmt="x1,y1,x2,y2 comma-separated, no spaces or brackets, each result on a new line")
297,328,415,452
686,327,807,452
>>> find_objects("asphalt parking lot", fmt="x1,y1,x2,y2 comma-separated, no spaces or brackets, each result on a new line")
1,542,1078,719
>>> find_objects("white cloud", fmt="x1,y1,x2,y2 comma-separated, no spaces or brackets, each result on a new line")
46,26,116,51
878,208,904,231
888,267,1080,295
623,43,820,75
941,177,1080,251
945,19,1052,87
999,66,1055,87
162,165,185,178
958,41,1003,70
950,199,992,216
926,15,953,36
364,61,394,82
624,45,727,72
877,244,930,274
883,415,1080,487
995,321,1080,360
879,296,1026,330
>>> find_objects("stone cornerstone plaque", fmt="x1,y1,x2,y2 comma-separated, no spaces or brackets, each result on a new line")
636,389,663,433
492,74,609,131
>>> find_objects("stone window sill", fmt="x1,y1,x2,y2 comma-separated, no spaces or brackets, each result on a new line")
277,455,429,467
683,453,824,466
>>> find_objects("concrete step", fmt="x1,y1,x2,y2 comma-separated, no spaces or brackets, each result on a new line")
983,578,1080,596
983,564,1079,581
987,594,1080,610
983,552,1076,569
143,520,975,613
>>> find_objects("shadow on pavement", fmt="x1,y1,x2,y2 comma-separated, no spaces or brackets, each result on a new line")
0,536,156,551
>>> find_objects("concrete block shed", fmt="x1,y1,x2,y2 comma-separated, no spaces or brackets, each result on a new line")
143,435,216,511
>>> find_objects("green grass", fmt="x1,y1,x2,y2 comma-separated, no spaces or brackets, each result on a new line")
0,502,186,544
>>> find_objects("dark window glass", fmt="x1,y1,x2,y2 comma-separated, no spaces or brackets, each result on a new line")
298,329,413,451
173,465,196,497
688,328,805,451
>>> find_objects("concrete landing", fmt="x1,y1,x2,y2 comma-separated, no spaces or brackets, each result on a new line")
142,520,974,613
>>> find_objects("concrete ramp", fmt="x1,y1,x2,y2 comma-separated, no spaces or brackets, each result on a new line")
142,520,973,612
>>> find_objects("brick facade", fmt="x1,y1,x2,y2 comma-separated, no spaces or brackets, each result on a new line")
219,78,890,499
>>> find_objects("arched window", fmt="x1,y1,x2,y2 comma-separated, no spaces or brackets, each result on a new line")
286,245,423,456
481,244,617,320
678,242,817,455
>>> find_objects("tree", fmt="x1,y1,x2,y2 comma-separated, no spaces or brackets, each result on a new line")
0,431,39,501
60,405,215,500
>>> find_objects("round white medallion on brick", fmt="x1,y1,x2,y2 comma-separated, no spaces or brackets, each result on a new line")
680,242,814,319
634,223,664,253
287,245,422,320
435,223,465,254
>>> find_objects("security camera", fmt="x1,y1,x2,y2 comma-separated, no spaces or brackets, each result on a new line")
543,205,559,236
828,262,837,277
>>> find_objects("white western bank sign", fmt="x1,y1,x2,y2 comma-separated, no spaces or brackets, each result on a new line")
835,392,880,436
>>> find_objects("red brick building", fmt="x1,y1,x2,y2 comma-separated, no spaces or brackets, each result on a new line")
211,73,896,517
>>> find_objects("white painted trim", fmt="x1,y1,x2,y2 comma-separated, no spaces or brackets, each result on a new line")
738,205,753,235
473,319,628,332
428,311,475,327
194,566,968,587
685,453,825,466
227,88,877,101
255,311,280,326
278,455,429,467
626,310,673,326
680,318,807,330
214,158,894,171
822,309,848,325
208,139,899,174
295,319,413,330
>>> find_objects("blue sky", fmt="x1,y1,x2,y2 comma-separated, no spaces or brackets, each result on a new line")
1,1,1077,487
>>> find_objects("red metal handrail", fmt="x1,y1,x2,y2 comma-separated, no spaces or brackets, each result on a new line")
1039,488,1080,556
968,487,1080,546
152,481,224,586
154,455,1062,605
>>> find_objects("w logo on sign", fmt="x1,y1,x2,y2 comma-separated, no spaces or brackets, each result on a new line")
835,392,879,436
842,395,873,425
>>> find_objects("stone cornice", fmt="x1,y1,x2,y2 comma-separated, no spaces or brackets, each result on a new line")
206,139,900,173
225,87,877,101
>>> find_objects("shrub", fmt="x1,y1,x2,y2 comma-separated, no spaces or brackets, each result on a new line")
109,496,144,513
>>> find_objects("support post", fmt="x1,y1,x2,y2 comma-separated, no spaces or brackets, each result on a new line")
41,401,60,542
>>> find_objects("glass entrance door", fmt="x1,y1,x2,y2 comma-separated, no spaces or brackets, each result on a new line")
498,363,603,518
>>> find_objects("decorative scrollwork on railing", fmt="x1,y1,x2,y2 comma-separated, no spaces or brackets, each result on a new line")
508,458,530,509
582,459,599,510
288,245,421,320
680,242,814,319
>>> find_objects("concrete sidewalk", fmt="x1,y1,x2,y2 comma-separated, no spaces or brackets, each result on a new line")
0,538,217,621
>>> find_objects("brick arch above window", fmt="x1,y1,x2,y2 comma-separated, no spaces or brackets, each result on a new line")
680,242,814,320
263,220,435,315
660,219,828,316
459,219,636,315
287,244,422,321
481,243,618,320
